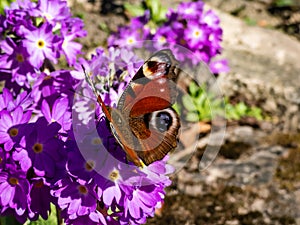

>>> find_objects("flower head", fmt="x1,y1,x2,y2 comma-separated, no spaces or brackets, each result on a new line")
0,106,31,151
23,22,59,68
0,164,30,220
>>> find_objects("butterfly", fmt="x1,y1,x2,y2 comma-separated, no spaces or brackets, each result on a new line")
85,49,181,167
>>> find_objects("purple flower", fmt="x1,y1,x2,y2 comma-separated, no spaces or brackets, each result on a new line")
185,22,208,50
66,138,106,181
108,27,142,48
4,8,32,37
0,88,32,112
51,178,98,219
31,70,75,108
32,0,71,25
121,184,163,221
60,31,82,66
41,97,71,132
24,117,63,177
202,10,220,31
0,38,34,88
0,106,31,151
0,164,30,218
29,178,54,220
209,59,229,74
23,22,59,68
12,148,32,172
177,1,204,19
153,26,177,48
0,147,7,169
64,211,108,225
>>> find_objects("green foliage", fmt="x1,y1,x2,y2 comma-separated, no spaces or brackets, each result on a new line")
1,216,23,225
226,101,263,120
0,0,15,14
244,16,257,26
182,82,263,122
274,0,294,7
124,0,167,24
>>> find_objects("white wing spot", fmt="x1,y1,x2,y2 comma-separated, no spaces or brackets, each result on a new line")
157,78,167,84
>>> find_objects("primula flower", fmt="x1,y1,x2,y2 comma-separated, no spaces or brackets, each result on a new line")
28,178,54,220
4,89,33,112
0,106,31,151
185,22,208,50
23,22,59,68
202,10,221,31
12,148,32,172
60,31,83,66
66,139,106,181
24,117,63,177
107,0,228,74
63,211,108,225
51,178,98,219
177,1,204,19
0,38,34,88
209,59,229,74
41,97,71,132
0,164,30,219
32,0,71,24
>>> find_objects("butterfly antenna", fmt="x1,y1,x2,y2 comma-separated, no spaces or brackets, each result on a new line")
82,65,112,122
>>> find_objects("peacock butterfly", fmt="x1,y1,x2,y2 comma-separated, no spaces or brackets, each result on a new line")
85,49,181,167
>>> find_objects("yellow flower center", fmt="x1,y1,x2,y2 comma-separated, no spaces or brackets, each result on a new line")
109,169,120,182
127,37,135,45
16,53,24,63
194,30,202,38
33,143,43,153
34,180,44,188
85,160,95,171
92,137,102,145
9,127,18,137
37,39,45,49
159,36,166,43
9,177,18,185
78,185,88,194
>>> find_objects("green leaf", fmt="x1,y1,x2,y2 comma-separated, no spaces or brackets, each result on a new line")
248,107,263,120
274,0,294,7
235,102,247,115
0,0,15,14
124,3,145,17
186,111,199,122
172,102,181,115
145,0,167,23
188,82,199,97
182,94,197,111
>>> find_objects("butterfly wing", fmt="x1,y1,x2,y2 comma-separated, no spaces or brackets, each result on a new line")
117,49,181,165
129,107,180,165
118,49,179,116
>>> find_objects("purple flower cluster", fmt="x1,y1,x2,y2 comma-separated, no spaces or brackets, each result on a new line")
0,0,173,223
108,1,229,73
0,0,86,90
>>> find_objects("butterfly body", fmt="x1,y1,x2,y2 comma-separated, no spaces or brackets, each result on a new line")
86,49,181,167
